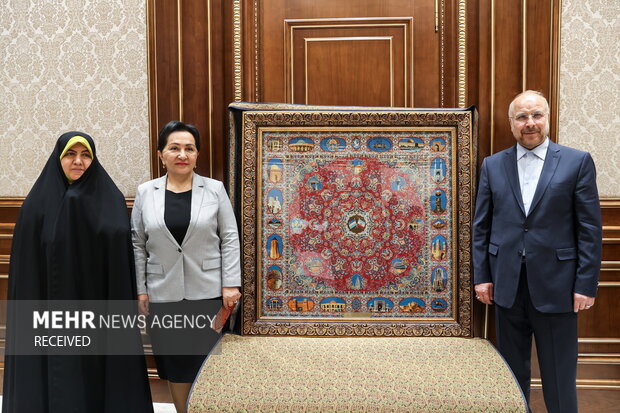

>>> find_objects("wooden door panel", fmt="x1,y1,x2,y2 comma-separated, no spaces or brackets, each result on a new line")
258,0,450,107
286,21,410,106
305,37,393,106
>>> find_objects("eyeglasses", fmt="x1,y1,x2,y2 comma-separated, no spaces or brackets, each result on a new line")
510,111,547,124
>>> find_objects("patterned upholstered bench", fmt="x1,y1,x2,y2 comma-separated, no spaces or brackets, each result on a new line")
188,334,526,412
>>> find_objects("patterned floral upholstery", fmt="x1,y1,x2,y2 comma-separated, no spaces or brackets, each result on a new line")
189,334,527,412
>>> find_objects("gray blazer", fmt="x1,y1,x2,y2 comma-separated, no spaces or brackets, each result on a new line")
131,173,241,303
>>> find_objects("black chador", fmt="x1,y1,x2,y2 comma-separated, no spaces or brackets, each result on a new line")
2,132,153,412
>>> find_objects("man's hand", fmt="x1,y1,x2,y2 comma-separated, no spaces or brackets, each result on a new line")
573,293,595,313
475,283,494,305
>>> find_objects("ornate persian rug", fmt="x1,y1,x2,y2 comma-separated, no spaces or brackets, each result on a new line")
188,334,527,412
228,103,478,337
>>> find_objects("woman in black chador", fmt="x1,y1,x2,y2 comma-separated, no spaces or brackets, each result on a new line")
2,132,153,412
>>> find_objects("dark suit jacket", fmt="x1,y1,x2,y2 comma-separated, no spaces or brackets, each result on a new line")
473,140,602,313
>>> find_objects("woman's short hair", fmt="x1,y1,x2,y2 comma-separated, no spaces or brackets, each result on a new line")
157,121,201,151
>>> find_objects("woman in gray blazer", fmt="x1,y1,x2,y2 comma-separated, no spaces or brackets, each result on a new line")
131,121,241,413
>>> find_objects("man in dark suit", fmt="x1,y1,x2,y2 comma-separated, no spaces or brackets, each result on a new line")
473,90,602,413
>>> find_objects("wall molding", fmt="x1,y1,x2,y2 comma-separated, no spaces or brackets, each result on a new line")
533,378,620,390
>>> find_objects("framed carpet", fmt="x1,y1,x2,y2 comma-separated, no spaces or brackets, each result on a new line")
228,103,477,337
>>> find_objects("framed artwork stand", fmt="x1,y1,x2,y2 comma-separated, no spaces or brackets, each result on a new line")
228,103,478,337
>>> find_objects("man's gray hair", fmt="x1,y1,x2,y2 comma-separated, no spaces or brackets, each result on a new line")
508,90,550,118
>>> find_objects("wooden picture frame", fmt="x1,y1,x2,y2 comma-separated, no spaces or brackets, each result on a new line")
228,103,477,337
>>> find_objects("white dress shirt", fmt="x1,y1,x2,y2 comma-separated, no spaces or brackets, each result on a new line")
517,137,549,216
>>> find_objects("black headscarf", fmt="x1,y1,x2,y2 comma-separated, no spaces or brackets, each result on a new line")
3,132,153,412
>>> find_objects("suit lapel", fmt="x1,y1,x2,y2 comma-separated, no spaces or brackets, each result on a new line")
528,141,560,216
182,173,205,246
152,175,180,247
502,146,526,216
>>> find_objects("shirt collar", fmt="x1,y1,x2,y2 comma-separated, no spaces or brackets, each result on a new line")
516,137,549,161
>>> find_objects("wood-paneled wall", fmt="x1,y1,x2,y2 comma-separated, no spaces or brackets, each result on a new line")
147,0,233,181
1,0,618,394
475,0,561,162
254,0,457,107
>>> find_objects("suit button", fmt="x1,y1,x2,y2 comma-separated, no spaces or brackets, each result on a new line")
524,228,528,232
177,248,182,253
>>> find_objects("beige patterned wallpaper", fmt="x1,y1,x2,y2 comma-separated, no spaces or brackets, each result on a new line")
558,0,620,198
0,0,150,197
